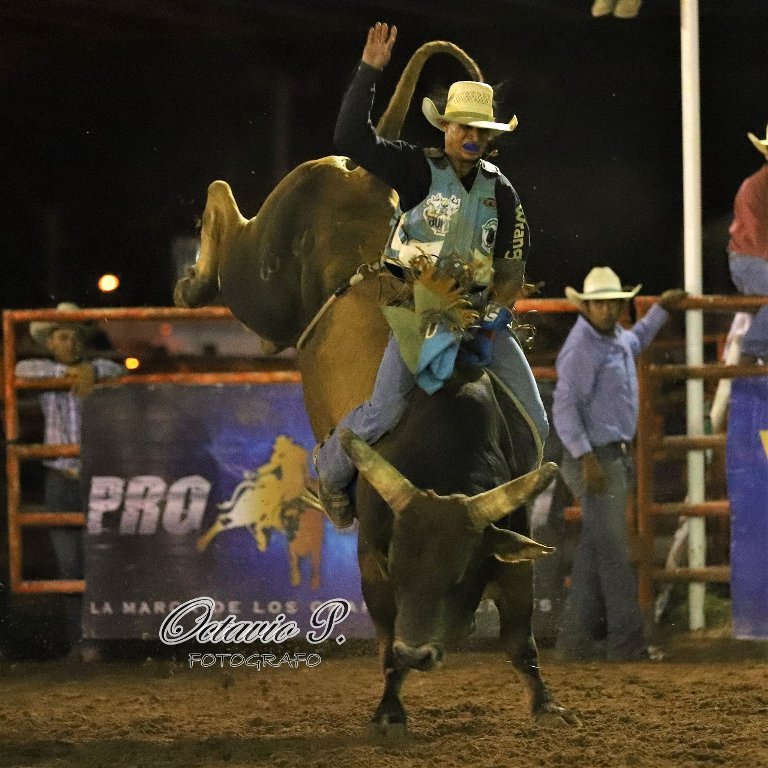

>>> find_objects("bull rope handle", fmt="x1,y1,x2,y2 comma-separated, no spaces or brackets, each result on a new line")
295,263,379,351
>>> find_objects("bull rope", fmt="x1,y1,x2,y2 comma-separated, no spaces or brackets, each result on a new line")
295,263,380,351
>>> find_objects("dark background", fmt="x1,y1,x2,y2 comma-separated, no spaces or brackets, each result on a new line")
2,0,767,309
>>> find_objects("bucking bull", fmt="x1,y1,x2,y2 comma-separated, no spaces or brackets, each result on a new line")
175,40,579,733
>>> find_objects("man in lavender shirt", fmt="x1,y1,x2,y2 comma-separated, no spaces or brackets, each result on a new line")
16,302,124,661
552,268,686,661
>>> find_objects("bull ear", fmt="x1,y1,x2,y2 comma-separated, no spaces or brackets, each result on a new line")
339,429,417,516
487,525,554,563
466,463,558,530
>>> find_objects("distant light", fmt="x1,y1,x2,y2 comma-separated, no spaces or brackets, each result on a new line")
98,274,120,292
124,357,140,370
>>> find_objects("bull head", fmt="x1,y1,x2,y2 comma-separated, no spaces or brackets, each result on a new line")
340,429,555,561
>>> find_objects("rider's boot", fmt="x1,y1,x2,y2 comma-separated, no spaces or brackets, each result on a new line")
317,481,356,529
311,440,356,529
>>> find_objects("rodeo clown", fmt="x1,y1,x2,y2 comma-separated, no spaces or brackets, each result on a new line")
314,22,548,527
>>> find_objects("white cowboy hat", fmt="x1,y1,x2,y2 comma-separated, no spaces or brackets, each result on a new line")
565,267,641,310
747,124,768,157
30,302,93,348
422,81,518,138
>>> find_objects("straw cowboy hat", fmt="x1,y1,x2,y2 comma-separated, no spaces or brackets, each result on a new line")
30,302,93,348
747,124,768,157
422,81,518,138
565,267,641,311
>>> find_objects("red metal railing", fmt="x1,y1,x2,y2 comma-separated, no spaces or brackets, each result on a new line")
633,294,768,607
4,297,768,605
3,306,300,594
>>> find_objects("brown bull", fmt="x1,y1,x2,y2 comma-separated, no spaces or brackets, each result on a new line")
175,39,579,733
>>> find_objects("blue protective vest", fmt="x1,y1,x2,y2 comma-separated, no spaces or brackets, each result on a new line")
385,154,500,287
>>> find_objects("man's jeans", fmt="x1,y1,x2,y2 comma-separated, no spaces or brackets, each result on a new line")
45,468,85,645
315,329,549,493
729,252,768,359
555,445,646,660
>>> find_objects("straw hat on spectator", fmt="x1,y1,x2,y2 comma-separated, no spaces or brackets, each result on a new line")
565,267,641,312
30,302,93,348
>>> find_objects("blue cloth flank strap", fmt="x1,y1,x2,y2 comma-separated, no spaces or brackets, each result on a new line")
416,325,460,395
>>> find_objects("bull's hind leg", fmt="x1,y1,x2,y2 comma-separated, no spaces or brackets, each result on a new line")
495,564,581,727
368,635,410,740
174,180,246,308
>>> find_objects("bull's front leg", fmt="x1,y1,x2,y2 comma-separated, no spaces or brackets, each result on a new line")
360,553,410,738
368,634,410,739
494,564,581,727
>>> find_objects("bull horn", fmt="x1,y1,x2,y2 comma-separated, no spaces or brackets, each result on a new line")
339,429,417,516
487,525,555,563
466,462,559,530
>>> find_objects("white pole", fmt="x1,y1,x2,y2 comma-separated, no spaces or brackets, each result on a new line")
680,0,707,630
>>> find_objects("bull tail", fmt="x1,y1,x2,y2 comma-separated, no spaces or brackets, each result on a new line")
376,41,484,140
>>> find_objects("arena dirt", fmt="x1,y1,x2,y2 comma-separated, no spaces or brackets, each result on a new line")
0,630,766,768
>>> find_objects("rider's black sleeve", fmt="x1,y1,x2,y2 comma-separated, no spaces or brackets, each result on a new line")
334,61,432,211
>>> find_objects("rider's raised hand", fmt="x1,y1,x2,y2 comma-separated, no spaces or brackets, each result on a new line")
362,22,398,70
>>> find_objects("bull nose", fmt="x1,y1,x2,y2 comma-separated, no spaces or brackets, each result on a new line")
392,639,444,671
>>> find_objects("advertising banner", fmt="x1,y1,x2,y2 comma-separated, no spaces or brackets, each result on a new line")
80,383,373,640
726,376,768,640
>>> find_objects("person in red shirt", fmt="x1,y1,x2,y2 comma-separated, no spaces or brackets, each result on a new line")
728,126,768,364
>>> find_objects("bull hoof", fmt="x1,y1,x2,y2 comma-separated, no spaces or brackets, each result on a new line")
367,717,407,741
534,703,582,728
173,271,219,308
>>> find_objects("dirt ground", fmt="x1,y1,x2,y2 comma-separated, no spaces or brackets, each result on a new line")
0,630,766,768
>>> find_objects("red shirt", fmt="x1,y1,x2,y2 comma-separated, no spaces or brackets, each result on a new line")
728,163,768,260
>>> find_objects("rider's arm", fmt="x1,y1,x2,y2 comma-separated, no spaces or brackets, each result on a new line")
491,177,531,303
334,61,431,209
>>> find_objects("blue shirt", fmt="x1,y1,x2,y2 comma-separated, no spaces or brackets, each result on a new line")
553,304,669,459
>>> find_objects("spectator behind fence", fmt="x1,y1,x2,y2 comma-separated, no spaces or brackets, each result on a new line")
15,302,124,662
552,268,686,662
727,124,768,365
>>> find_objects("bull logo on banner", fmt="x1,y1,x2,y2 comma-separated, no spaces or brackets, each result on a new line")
197,435,326,590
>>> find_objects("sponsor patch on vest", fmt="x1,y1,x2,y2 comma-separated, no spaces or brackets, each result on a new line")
483,197,497,209
422,193,461,236
481,218,498,252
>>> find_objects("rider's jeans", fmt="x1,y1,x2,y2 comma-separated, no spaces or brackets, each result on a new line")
315,330,548,492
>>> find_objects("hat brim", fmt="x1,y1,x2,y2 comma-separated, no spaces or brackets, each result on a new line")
422,97,517,138
30,320,93,348
747,132,768,156
565,283,642,309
